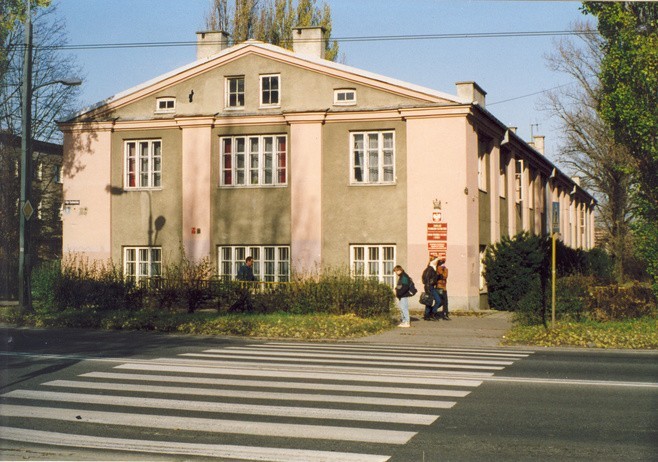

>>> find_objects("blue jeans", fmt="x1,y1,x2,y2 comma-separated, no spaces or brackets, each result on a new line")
424,288,442,318
398,296,410,323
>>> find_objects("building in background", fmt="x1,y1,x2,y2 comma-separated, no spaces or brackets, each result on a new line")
0,132,63,300
58,28,596,310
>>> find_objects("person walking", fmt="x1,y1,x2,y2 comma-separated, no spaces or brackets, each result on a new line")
421,256,443,321
229,256,256,312
435,258,450,320
394,265,415,327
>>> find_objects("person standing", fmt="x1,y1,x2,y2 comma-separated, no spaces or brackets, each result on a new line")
421,256,443,321
394,265,415,327
230,256,256,312
436,258,450,320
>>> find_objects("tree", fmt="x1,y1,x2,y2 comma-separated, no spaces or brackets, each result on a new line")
0,4,81,299
204,0,339,61
541,21,635,282
583,2,658,293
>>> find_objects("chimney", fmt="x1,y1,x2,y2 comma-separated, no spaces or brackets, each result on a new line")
455,81,487,107
196,31,230,60
508,126,517,134
532,135,545,155
292,26,327,59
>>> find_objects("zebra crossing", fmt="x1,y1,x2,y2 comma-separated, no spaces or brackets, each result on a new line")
0,342,533,461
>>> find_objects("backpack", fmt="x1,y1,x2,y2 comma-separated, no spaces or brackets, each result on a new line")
408,278,418,296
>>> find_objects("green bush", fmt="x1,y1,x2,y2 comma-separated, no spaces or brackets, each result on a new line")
586,283,657,321
483,232,547,312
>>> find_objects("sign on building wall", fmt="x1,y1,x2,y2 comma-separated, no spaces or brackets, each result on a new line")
427,222,448,259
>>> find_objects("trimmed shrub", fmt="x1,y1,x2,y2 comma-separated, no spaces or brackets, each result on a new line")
586,283,657,321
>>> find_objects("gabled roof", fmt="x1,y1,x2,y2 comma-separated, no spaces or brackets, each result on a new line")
64,40,468,122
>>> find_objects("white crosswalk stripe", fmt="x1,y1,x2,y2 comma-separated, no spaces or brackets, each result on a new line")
0,342,533,460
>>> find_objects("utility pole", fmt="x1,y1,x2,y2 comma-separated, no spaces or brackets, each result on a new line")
19,0,34,313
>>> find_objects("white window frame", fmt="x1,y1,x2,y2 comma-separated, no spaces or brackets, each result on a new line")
155,97,176,113
218,245,290,282
124,140,162,190
124,247,162,284
220,134,287,187
350,131,395,185
226,76,245,109
478,151,488,192
260,74,280,108
350,244,396,288
334,89,356,106
515,159,524,203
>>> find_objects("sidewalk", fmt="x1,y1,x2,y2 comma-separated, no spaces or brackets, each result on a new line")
353,310,514,348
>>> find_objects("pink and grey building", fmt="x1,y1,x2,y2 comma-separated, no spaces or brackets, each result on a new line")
59,28,596,310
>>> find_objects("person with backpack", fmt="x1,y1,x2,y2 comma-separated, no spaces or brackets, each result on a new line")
421,256,443,321
394,265,416,327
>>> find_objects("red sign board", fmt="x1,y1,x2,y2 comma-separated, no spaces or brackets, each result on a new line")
427,222,448,258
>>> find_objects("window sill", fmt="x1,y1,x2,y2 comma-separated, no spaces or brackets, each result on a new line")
219,184,287,189
349,182,397,187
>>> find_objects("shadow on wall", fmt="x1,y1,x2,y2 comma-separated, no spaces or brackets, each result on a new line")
107,185,166,247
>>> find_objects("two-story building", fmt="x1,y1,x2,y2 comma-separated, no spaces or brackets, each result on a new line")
59,28,596,310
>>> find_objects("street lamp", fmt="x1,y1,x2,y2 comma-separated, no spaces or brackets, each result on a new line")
18,0,81,313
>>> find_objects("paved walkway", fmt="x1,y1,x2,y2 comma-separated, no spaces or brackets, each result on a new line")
354,310,514,348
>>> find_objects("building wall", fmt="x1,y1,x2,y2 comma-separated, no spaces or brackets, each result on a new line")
62,127,112,261
322,119,408,272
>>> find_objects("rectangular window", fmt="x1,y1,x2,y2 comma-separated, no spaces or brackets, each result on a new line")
260,74,280,107
124,140,162,189
350,244,396,288
53,164,62,184
155,97,176,113
350,131,395,185
218,245,290,282
515,159,524,203
334,89,356,105
220,135,287,187
226,76,245,108
124,247,162,284
478,152,488,192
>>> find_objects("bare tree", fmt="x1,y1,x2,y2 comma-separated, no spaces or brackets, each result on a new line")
204,0,339,61
541,22,635,281
0,5,81,298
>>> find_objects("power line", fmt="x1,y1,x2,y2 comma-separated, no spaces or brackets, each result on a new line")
488,82,578,106
23,29,598,51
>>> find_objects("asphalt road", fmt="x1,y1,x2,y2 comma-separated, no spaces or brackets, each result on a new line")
1,327,656,461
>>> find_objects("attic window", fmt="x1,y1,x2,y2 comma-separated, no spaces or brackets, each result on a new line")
155,97,176,113
334,89,356,106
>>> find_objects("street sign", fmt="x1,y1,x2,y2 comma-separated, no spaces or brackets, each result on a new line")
552,201,560,234
22,200,34,220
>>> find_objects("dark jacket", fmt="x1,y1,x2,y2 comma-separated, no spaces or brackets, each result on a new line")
236,264,256,281
395,272,413,299
421,265,439,291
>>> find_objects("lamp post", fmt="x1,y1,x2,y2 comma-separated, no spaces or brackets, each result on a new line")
18,0,81,313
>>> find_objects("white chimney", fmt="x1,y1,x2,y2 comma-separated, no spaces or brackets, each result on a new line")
292,26,326,59
196,31,230,60
532,135,545,155
455,81,487,107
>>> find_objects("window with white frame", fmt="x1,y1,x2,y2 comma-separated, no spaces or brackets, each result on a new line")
351,131,395,184
260,74,280,107
155,97,176,113
124,140,162,189
334,89,356,105
124,247,162,283
478,151,488,192
515,159,524,203
220,135,287,187
218,245,290,282
226,76,245,108
350,244,396,288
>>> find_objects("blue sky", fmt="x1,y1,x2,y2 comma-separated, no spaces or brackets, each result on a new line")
53,0,594,165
